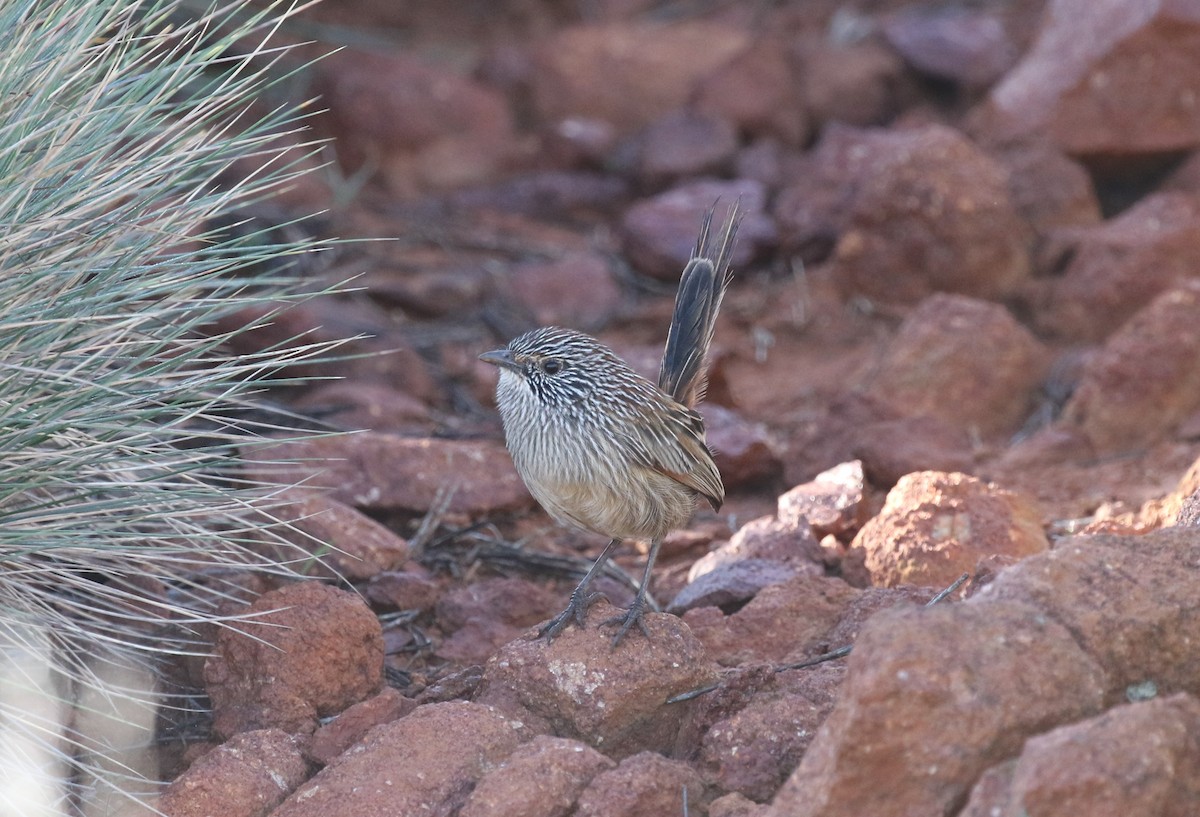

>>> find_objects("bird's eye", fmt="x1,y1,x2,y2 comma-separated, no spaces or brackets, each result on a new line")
541,358,563,375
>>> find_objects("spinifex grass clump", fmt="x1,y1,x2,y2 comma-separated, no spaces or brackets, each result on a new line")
0,0,341,812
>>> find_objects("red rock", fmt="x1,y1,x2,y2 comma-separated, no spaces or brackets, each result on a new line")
361,262,489,320
290,382,434,436
700,405,784,489
212,298,438,399
157,729,309,817
271,701,530,817
632,110,739,184
1038,193,1200,342
734,138,805,191
710,792,769,817
992,140,1102,236
766,602,1106,817
683,575,859,667
702,690,831,803
979,527,1200,700
311,49,516,195
668,559,800,615
508,251,623,332
775,125,1031,301
205,583,384,738
961,694,1200,817
574,751,706,817
690,514,825,580
364,569,441,612
777,460,867,540
819,585,939,650
245,433,532,515
851,471,1048,589
866,294,1048,437
773,125,881,263
883,6,1018,90
306,688,416,766
266,490,409,582
677,661,779,745
980,422,1200,524
776,662,849,712
797,39,911,129
474,599,718,758
695,36,809,145
782,394,975,490
981,0,1200,156
831,125,1032,303
621,180,773,281
531,22,750,136
449,171,631,219
435,577,564,664
460,735,615,817
852,414,977,489
1061,282,1200,453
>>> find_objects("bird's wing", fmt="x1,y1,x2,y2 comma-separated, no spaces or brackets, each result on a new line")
623,404,724,511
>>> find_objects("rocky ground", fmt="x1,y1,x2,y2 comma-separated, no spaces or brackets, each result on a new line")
157,1,1200,816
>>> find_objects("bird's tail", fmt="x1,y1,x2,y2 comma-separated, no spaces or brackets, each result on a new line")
657,200,741,408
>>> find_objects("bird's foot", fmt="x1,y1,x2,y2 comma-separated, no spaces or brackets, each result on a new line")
538,588,607,641
600,597,652,647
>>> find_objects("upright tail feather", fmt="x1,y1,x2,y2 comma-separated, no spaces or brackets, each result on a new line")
657,200,740,408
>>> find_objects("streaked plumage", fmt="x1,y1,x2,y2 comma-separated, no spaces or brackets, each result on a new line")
481,202,740,644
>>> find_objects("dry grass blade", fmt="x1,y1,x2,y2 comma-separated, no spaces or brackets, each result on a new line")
0,0,348,811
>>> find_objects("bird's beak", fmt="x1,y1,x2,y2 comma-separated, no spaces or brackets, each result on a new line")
479,348,521,373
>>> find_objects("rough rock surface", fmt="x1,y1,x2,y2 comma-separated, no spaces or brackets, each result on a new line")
531,22,749,136
776,124,1031,303
866,294,1047,437
1061,282,1200,453
852,471,1049,589
960,693,1200,817
205,582,384,738
981,0,1200,156
979,527,1200,701
475,601,718,758
306,688,416,767
776,460,867,541
158,730,309,817
271,702,529,817
268,489,410,581
766,602,1106,817
574,751,706,817
1038,193,1200,342
247,433,532,515
311,48,516,195
683,575,859,667
621,179,772,280
460,735,615,817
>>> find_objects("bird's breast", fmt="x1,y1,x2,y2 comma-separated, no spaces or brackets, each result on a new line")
493,374,696,540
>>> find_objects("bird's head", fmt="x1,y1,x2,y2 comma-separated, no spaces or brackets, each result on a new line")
480,327,619,410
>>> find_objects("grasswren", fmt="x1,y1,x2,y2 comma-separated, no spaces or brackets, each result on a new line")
481,203,739,645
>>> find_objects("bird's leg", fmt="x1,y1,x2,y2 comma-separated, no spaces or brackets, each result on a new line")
603,537,662,647
539,538,622,640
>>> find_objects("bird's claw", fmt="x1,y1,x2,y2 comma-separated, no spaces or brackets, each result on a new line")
538,589,607,641
601,599,651,647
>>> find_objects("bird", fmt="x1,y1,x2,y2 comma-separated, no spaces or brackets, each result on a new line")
480,202,739,646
